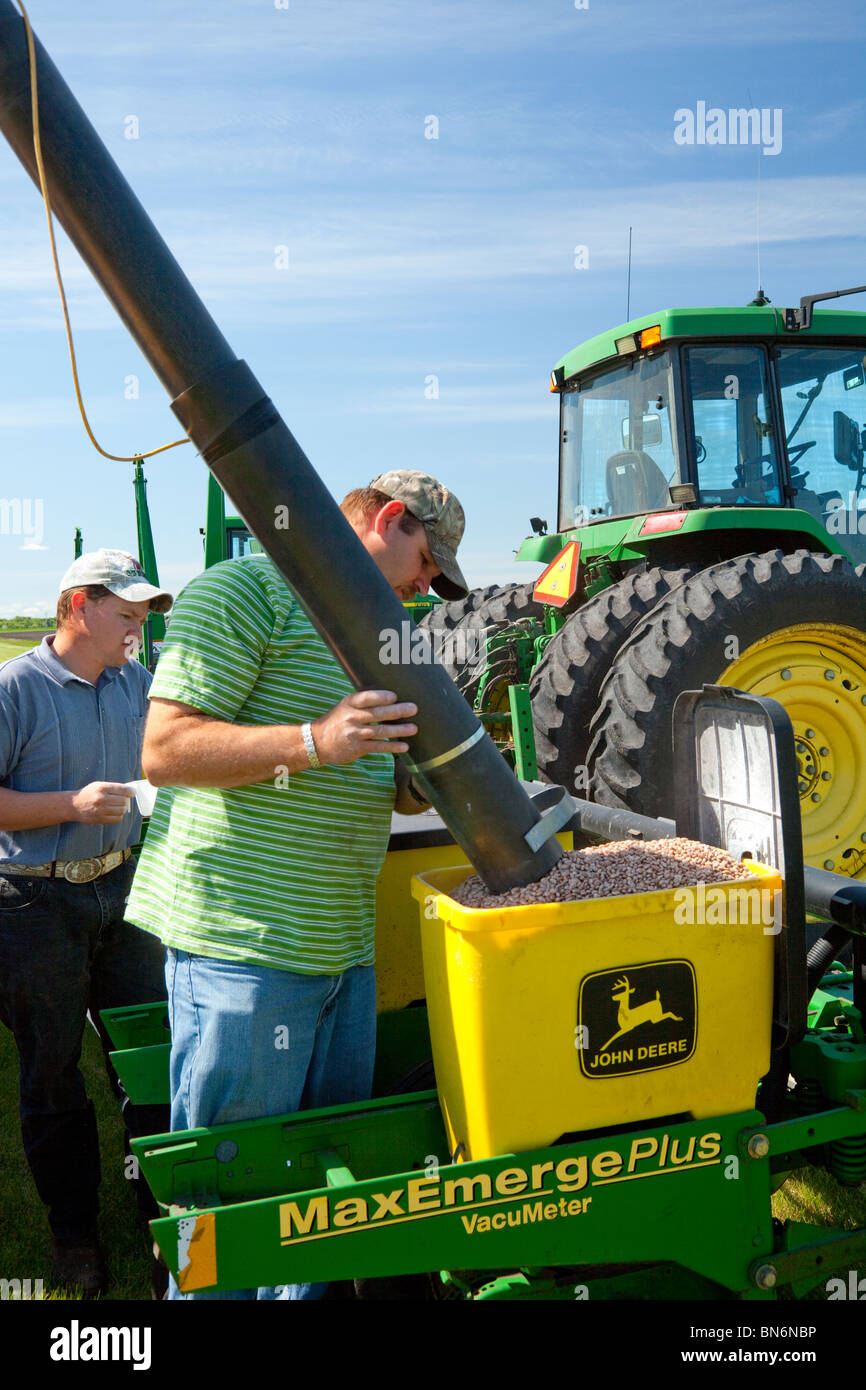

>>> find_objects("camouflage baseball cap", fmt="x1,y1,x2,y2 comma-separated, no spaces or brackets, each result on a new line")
370,470,468,600
58,549,173,614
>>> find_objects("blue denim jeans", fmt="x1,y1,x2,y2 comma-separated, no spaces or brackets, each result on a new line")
165,949,376,1300
0,859,168,1241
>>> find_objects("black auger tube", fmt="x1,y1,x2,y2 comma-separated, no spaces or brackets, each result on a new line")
0,5,560,892
564,798,677,847
804,865,866,1016
803,866,866,939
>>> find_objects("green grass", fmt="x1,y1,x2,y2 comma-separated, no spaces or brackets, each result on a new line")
771,1165,866,1300
773,1165,866,1231
0,636,40,662
0,1022,154,1301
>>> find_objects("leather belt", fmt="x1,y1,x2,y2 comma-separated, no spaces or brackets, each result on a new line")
0,848,132,883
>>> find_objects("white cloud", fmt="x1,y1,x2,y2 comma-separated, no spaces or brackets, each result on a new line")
800,99,866,145
1,170,864,344
104,173,866,300
34,0,856,63
0,396,83,428
0,601,55,620
359,383,557,424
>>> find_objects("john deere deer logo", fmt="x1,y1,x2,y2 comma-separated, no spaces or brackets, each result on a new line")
599,976,683,1052
578,960,696,1080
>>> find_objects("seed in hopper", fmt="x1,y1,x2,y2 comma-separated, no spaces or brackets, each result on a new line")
451,838,754,910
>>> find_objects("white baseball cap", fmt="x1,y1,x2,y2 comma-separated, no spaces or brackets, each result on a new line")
58,549,173,614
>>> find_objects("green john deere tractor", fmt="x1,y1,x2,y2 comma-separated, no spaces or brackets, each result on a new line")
418,288,866,879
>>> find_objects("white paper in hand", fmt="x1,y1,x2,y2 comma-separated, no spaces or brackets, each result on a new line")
126,779,158,816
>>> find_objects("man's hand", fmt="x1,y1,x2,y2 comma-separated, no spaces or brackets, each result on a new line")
312,691,418,766
144,691,418,788
0,783,134,832
70,782,135,824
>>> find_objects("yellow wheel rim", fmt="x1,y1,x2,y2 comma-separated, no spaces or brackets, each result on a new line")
722,623,866,878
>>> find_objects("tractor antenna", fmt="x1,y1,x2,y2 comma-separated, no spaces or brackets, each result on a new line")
747,87,767,306
626,225,633,321
755,143,762,297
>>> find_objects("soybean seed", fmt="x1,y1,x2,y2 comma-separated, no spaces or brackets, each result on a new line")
451,838,754,911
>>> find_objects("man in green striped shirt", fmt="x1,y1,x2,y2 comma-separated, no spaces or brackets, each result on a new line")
125,472,467,1300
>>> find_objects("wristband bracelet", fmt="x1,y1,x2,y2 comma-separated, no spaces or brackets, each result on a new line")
301,722,321,769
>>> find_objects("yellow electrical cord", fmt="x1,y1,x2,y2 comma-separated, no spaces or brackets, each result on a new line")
16,1,189,462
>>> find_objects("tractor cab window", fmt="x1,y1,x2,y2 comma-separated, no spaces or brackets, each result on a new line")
226,525,259,558
777,346,866,565
684,346,782,508
559,351,678,529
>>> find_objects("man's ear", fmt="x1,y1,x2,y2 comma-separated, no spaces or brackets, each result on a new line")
372,500,406,536
70,590,88,621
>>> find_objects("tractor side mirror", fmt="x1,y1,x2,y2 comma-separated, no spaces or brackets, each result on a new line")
833,410,863,470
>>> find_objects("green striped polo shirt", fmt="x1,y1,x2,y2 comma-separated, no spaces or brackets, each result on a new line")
125,553,396,974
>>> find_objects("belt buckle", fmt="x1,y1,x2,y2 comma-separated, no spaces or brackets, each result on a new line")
64,857,101,884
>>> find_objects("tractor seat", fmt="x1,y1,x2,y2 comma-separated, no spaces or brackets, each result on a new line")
606,450,671,514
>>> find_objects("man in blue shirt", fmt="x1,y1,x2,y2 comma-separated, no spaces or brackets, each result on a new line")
0,550,172,1296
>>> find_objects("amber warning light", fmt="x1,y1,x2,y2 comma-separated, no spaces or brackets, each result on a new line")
640,325,662,348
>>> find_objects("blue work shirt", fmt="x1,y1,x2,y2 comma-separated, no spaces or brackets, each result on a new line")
0,636,151,865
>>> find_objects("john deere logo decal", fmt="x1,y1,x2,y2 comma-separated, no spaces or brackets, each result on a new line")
579,960,696,1078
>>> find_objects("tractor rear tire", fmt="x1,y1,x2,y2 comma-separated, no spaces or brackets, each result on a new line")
587,549,866,875
419,580,546,690
417,584,503,637
529,566,694,792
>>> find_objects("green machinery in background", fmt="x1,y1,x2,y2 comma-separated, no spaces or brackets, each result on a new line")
75,465,256,672
115,290,866,834
416,291,866,880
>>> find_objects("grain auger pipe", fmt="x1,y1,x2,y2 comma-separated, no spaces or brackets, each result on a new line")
0,3,564,892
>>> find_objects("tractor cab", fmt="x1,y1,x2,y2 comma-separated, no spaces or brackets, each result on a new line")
424,291,866,882
550,292,866,569
202,473,260,568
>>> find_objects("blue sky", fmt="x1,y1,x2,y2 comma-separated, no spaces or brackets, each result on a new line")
0,0,864,614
